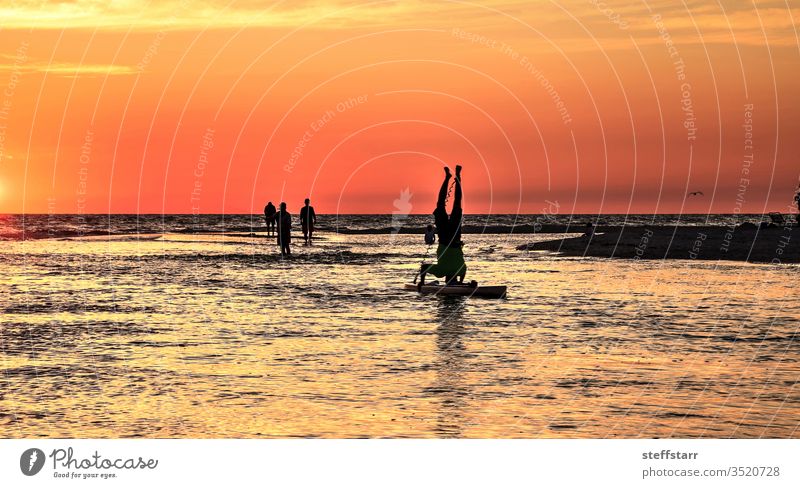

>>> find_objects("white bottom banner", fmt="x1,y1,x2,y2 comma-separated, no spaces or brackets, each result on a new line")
0,439,796,487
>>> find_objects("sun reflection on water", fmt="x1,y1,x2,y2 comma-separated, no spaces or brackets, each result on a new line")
0,233,798,438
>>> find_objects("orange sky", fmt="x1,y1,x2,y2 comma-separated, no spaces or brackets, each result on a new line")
0,0,798,214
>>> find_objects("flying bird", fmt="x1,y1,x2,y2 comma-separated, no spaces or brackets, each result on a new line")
688,191,704,197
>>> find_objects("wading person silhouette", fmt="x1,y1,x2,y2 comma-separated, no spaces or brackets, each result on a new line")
424,224,436,245
264,201,276,237
300,198,316,245
275,202,292,256
418,165,467,287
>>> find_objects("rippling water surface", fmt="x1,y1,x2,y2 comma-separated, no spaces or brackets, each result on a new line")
1,230,799,438
0,213,777,239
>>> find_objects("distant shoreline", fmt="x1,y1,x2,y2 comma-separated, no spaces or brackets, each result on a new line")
519,226,800,263
0,212,789,217
7,223,797,241
3,213,797,242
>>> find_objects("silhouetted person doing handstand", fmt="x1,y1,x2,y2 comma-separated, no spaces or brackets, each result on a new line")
418,165,467,287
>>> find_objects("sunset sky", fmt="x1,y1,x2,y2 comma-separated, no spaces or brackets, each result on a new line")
0,0,798,214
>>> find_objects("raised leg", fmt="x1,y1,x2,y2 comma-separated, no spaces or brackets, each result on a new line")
452,165,462,212
450,165,463,244
434,167,452,243
437,167,451,208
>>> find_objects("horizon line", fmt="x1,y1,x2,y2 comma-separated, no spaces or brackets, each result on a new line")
1,212,784,217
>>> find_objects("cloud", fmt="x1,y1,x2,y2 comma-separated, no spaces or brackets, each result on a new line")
0,0,795,49
526,0,800,50
0,61,138,77
0,0,454,30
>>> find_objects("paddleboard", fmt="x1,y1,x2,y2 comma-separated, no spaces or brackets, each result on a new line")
404,283,507,299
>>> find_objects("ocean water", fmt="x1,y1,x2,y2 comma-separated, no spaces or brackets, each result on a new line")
1,216,799,438
0,213,777,240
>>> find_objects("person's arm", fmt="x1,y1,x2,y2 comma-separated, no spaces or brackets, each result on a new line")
311,207,316,223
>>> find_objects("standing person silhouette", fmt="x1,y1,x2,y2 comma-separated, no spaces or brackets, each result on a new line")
418,165,467,287
264,201,276,237
300,198,316,245
275,202,292,256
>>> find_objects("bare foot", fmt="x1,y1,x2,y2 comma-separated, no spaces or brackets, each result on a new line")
444,166,451,177
455,165,462,177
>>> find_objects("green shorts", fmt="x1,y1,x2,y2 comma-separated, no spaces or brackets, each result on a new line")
425,244,467,278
